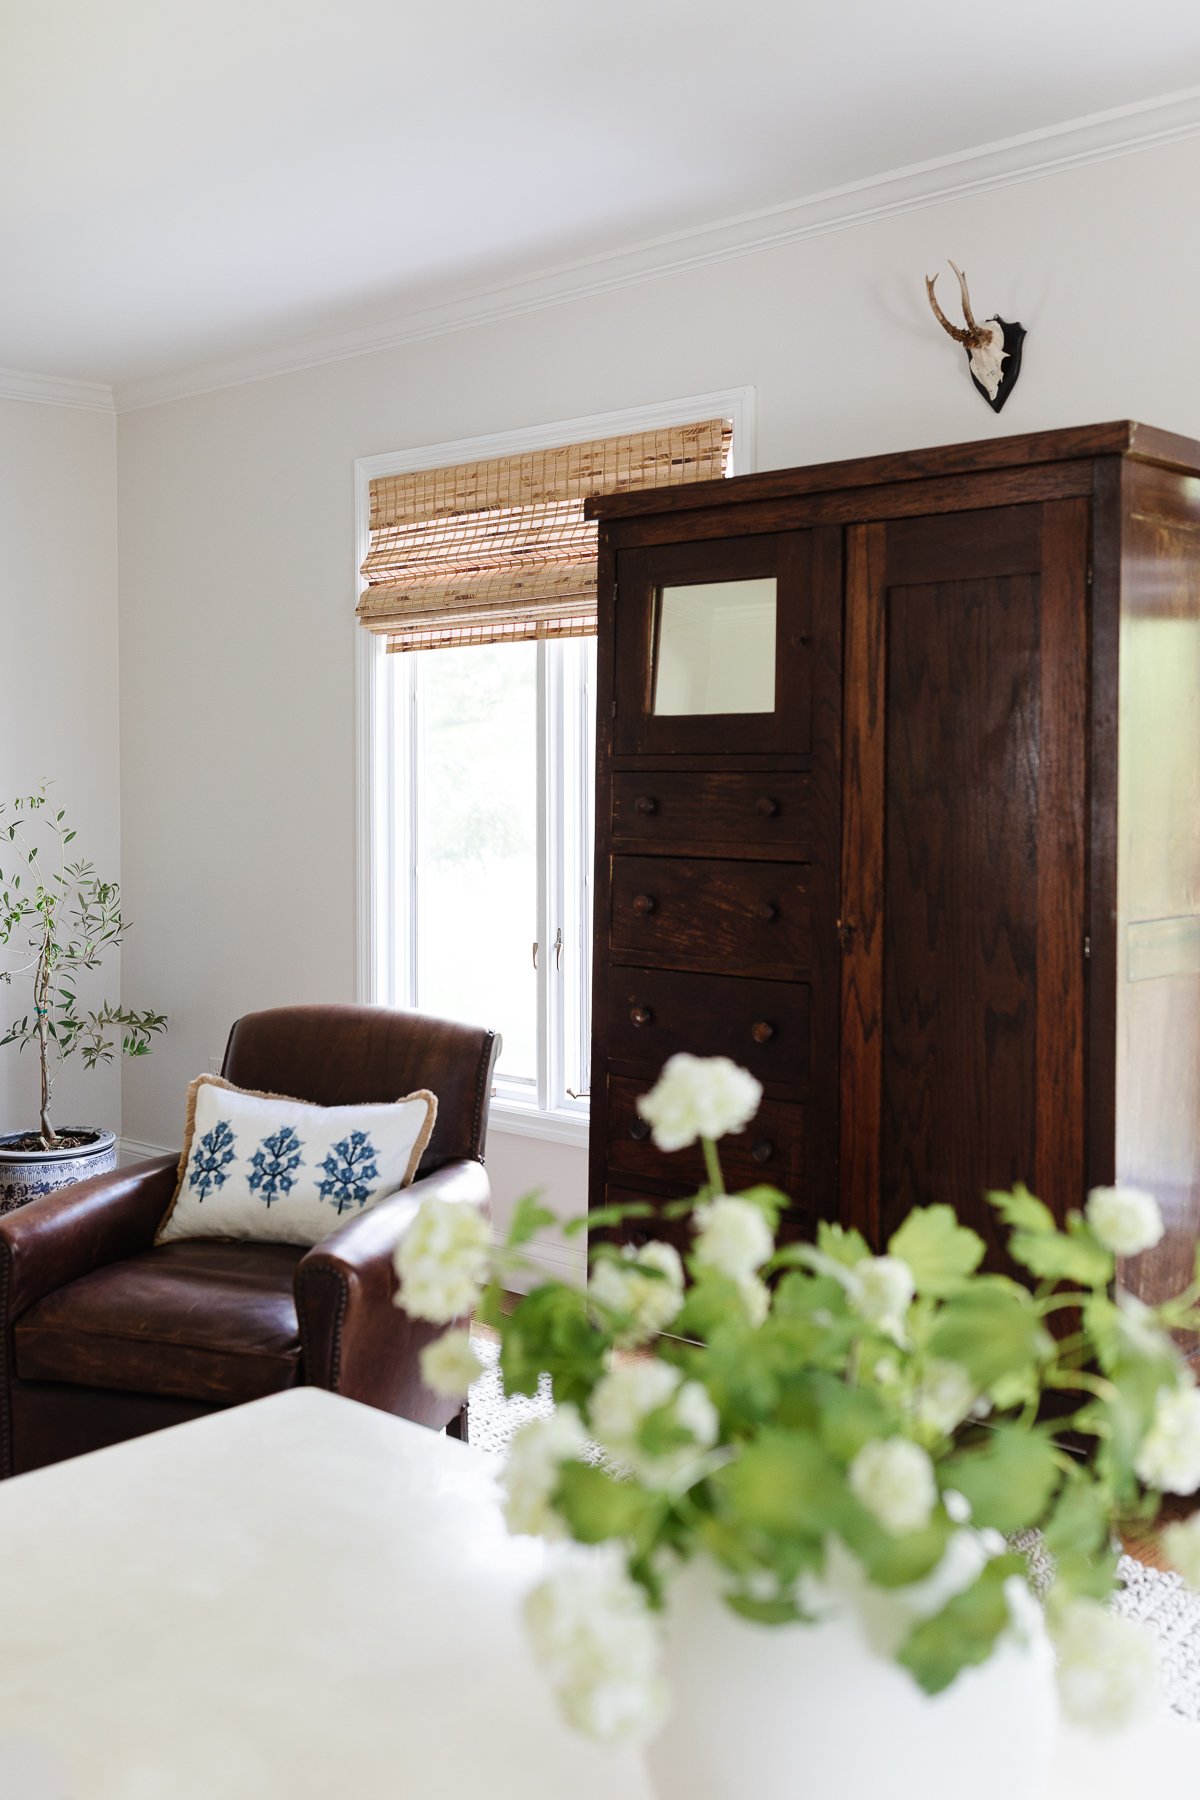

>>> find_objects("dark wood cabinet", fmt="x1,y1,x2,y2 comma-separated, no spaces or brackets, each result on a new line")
586,421,1200,1305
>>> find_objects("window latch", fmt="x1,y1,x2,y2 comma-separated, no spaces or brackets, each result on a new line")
531,940,538,971
554,927,563,971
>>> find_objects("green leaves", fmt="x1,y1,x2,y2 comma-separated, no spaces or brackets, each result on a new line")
941,1427,1061,1533
552,1462,662,1549
928,1280,1048,1390
898,1555,1027,1694
505,1193,558,1249
989,1185,1114,1289
499,1282,603,1407
888,1206,985,1295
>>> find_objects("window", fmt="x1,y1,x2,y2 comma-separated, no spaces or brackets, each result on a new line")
356,390,753,1144
390,635,595,1134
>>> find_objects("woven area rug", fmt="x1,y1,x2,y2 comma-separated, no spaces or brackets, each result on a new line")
465,1335,1200,1721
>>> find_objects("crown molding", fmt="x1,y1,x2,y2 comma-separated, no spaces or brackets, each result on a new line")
112,83,1200,414
0,365,115,412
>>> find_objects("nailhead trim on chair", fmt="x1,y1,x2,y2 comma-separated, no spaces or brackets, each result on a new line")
295,1263,348,1392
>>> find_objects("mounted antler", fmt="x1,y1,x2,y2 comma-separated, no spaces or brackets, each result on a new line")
925,261,991,349
923,259,1025,411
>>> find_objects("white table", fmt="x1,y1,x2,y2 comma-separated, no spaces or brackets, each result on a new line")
0,1389,1192,1798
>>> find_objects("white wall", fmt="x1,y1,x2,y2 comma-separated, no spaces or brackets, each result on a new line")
0,400,121,1137
115,134,1200,1252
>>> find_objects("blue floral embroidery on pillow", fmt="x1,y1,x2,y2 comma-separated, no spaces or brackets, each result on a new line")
248,1125,304,1207
189,1119,236,1199
318,1131,380,1215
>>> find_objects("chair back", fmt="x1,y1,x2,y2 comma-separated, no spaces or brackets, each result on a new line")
221,1005,499,1173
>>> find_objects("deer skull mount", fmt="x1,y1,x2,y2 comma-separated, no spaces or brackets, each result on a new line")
925,261,1026,414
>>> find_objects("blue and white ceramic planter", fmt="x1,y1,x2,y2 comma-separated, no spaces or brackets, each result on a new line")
0,1129,117,1214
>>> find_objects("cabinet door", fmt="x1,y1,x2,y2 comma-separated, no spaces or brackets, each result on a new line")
840,501,1089,1256
612,535,810,757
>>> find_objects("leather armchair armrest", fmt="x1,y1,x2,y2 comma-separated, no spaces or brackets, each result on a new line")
295,1158,490,1429
0,1153,178,1322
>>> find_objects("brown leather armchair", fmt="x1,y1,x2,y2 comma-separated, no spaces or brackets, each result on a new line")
0,1005,499,1478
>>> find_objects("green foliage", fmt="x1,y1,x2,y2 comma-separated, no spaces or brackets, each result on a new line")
477,1158,1200,1706
898,1555,1027,1694
0,787,167,1144
941,1428,1061,1533
888,1206,985,1294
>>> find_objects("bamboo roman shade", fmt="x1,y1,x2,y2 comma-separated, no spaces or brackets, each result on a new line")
357,417,733,652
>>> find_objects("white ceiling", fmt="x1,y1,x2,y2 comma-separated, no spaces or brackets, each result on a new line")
3,0,1200,396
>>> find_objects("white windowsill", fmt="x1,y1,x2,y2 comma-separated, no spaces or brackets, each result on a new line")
486,1099,590,1149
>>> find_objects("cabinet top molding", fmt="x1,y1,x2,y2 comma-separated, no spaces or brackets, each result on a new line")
585,422,1200,521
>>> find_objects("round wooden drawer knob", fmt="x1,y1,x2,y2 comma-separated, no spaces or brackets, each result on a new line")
628,1117,651,1141
751,1020,775,1044
632,893,657,915
751,1138,774,1165
630,1006,654,1028
755,796,779,817
755,901,779,923
635,795,658,815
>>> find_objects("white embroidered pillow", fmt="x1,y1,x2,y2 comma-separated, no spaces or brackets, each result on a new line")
157,1074,437,1247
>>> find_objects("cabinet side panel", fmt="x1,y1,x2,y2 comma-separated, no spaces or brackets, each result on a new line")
1117,461,1200,1307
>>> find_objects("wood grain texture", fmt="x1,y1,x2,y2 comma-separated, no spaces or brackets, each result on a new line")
586,421,1200,522
610,855,813,978
604,966,810,1098
605,1075,808,1198
1033,500,1089,1216
839,524,887,1245
612,769,812,855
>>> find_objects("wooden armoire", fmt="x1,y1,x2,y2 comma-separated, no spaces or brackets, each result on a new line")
585,421,1200,1307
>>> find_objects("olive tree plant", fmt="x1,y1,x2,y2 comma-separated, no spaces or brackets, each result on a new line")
0,788,166,1149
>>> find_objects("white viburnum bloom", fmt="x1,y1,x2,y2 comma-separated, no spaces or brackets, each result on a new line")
1086,1185,1165,1259
1134,1379,1200,1495
636,1053,762,1153
393,1198,491,1324
736,1273,771,1328
524,1546,666,1746
419,1328,484,1401
1051,1599,1160,1731
848,1436,938,1537
848,1255,915,1344
589,1360,718,1487
912,1359,976,1437
693,1196,775,1283
1162,1512,1200,1590
589,1240,685,1344
499,1405,588,1539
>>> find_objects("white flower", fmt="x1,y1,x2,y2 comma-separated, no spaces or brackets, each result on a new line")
588,1360,718,1487
419,1328,483,1401
499,1406,588,1539
1162,1512,1200,1590
1114,1290,1176,1363
848,1255,915,1343
393,1198,491,1324
912,1359,976,1437
524,1545,666,1745
1086,1186,1165,1258
1051,1599,1160,1731
848,1437,937,1537
636,1054,762,1153
692,1196,774,1282
736,1273,771,1327
589,1241,685,1343
1134,1379,1200,1495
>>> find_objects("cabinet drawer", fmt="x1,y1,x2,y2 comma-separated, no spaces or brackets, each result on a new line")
605,967,809,1095
611,856,812,978
612,771,812,855
606,1075,808,1199
597,1184,814,1255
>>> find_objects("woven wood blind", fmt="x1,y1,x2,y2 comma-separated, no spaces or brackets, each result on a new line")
357,417,733,653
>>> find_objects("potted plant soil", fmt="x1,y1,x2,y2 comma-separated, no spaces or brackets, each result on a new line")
0,788,166,1212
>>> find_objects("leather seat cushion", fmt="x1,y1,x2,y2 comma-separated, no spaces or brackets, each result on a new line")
14,1241,306,1403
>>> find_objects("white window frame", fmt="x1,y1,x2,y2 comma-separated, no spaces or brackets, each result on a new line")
355,386,756,1146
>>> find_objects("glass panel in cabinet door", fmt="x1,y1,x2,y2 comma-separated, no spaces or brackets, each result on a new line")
612,533,811,757
652,578,777,716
